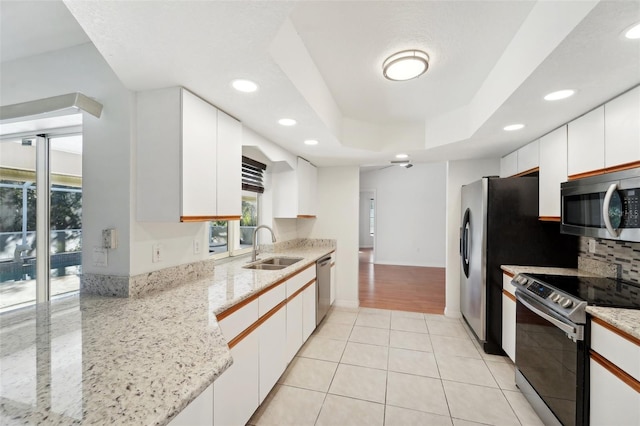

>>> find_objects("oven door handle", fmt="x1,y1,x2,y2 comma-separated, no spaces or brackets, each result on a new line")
516,291,583,341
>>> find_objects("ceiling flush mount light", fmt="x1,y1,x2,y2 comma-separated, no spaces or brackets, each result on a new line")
391,160,413,168
382,50,429,81
504,124,525,132
231,79,258,93
278,118,297,126
624,22,640,39
544,89,575,101
395,153,409,159
304,139,318,146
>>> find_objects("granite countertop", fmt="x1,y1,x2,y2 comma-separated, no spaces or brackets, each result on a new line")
0,241,335,425
501,264,640,341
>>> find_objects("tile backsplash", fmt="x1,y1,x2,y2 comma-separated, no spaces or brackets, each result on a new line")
579,237,640,283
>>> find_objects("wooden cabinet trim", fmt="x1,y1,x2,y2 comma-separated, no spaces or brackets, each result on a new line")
502,289,516,302
296,215,317,219
514,167,540,177
590,349,640,393
228,299,287,349
287,279,316,302
568,161,640,181
503,270,515,278
539,216,561,222
592,316,640,346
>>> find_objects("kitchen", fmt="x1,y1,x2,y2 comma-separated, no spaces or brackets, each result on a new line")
1,1,639,425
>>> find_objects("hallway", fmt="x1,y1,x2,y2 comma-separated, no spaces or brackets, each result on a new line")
358,249,446,314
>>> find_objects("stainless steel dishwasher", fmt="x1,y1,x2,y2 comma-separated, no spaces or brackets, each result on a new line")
316,255,331,325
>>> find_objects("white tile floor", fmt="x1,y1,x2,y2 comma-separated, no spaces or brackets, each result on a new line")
248,307,544,426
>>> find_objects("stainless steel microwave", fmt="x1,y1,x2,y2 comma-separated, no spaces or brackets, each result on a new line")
561,168,640,242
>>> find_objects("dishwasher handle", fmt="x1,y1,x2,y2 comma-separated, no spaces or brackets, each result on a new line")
318,256,331,266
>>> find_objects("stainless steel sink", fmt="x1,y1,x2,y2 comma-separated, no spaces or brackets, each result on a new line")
243,256,304,270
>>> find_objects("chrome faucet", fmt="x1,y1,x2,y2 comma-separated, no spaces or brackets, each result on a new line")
252,225,276,262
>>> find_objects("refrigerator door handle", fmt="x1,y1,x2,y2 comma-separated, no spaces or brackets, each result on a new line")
461,208,471,278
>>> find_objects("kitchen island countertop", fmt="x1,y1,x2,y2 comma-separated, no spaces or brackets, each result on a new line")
0,241,335,425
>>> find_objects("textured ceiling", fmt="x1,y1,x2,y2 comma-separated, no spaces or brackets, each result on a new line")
2,1,640,168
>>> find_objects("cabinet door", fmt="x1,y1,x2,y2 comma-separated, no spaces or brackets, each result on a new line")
169,383,213,426
297,158,317,217
589,357,640,426
181,89,218,217
567,106,605,177
500,152,518,177
539,126,568,218
330,262,336,305
258,308,286,403
517,140,539,174
302,282,317,342
213,332,259,426
285,294,303,361
216,110,242,217
605,86,640,168
501,293,516,363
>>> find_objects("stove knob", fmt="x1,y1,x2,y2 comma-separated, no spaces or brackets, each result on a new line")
560,298,574,309
551,293,561,303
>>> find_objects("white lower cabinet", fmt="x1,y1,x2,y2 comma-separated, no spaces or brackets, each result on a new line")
258,308,287,403
589,357,640,426
213,332,259,426
501,273,516,362
169,383,213,426
285,294,303,361
302,282,317,341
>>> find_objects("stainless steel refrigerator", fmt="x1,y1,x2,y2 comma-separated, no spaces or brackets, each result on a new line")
460,176,578,354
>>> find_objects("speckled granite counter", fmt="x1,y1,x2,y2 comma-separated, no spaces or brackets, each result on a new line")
501,264,640,341
0,242,335,425
587,307,640,340
501,265,597,277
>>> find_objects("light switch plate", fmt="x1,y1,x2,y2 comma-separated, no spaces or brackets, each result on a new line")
588,239,596,253
152,243,163,263
93,247,108,267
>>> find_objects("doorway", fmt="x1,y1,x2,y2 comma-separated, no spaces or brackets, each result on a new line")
0,126,83,312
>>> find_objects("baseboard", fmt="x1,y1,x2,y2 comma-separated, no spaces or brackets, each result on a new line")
444,307,462,318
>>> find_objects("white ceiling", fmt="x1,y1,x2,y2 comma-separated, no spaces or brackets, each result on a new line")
2,1,639,168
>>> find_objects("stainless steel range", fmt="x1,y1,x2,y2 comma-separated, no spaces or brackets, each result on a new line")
512,273,640,426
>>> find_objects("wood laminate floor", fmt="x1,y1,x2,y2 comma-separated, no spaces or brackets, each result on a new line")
358,248,446,314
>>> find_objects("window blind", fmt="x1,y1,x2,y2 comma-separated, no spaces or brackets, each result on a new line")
242,156,266,193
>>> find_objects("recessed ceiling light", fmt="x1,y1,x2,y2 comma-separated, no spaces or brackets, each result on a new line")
382,50,429,81
278,118,297,126
544,89,575,101
231,79,258,93
624,22,640,39
504,124,525,131
395,153,409,159
304,139,318,146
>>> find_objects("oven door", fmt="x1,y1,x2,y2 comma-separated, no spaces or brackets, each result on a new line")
515,290,586,426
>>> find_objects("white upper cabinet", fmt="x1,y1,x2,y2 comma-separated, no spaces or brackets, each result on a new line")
500,151,518,177
539,126,568,218
605,86,640,168
567,106,605,177
137,87,241,222
273,157,318,218
517,140,539,174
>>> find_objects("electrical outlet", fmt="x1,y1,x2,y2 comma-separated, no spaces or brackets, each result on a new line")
588,239,596,253
152,243,163,263
193,239,201,255
102,228,117,249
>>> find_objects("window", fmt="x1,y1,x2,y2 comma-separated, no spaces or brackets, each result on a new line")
369,198,375,236
209,156,265,258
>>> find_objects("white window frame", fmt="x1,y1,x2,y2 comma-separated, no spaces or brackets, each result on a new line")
209,191,259,259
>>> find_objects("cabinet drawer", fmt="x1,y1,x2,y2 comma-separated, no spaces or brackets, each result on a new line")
591,318,640,381
286,265,316,298
218,299,259,342
502,273,515,296
259,283,286,317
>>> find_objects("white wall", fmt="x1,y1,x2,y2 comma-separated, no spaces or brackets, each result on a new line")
444,158,500,318
1,43,134,276
358,191,374,248
359,163,447,267
298,166,359,307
